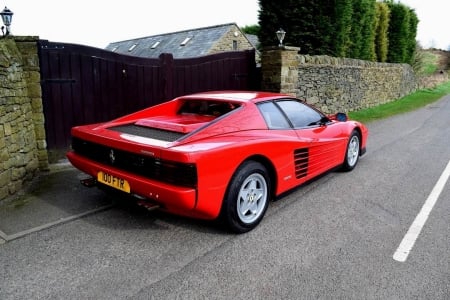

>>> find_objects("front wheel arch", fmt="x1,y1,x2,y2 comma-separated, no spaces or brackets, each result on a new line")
341,129,361,171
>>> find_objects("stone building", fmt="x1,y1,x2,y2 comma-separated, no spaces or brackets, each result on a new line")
106,23,260,63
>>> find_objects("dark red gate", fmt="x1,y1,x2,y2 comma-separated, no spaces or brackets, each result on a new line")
38,40,258,149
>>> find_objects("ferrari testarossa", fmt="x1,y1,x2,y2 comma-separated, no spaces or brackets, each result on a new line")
67,91,368,233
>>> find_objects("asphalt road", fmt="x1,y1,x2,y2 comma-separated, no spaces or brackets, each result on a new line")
1,96,449,299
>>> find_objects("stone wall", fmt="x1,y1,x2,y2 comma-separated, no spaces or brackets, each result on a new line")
0,37,48,201
261,46,448,113
417,72,449,90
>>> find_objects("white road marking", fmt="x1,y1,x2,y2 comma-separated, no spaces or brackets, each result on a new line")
393,159,450,262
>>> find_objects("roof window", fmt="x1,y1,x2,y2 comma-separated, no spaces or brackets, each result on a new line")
128,44,137,52
180,37,191,46
151,41,161,49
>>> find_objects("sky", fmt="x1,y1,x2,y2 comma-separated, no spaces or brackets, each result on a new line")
4,0,449,50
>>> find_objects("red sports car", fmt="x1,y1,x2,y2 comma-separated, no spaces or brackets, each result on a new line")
67,91,368,233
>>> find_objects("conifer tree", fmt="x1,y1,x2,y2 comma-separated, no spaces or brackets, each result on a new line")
257,0,417,64
375,2,390,62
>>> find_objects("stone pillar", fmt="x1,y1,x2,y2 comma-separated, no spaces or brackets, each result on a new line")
15,36,49,171
0,36,48,201
261,46,300,96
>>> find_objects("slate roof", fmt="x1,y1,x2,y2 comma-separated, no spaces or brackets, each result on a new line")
245,34,259,49
106,23,256,59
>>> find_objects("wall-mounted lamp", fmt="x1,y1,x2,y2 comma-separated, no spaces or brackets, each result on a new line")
276,28,286,47
1,6,13,36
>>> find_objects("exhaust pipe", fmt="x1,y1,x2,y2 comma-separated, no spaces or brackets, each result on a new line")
80,177,97,187
135,195,160,211
80,178,160,211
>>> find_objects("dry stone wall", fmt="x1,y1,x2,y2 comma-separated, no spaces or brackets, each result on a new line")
0,37,48,201
261,47,447,114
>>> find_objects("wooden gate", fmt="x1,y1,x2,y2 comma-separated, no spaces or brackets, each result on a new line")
38,40,258,149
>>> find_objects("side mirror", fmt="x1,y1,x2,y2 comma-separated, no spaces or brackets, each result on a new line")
328,112,348,122
335,112,348,122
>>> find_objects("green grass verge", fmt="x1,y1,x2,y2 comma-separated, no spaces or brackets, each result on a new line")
349,81,450,123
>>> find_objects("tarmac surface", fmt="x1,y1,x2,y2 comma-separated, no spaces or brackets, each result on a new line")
0,161,113,244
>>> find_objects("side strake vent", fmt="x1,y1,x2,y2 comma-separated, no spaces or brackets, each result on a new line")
294,148,309,178
110,124,186,142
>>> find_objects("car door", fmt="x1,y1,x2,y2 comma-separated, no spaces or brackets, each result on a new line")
275,99,348,179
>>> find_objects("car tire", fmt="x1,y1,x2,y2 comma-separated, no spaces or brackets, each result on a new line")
220,161,270,233
342,130,361,171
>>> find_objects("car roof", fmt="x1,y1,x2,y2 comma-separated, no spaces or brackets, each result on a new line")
180,90,294,104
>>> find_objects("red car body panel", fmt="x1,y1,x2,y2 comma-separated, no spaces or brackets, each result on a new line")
67,91,368,220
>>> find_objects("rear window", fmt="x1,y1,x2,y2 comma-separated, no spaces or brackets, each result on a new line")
178,100,239,117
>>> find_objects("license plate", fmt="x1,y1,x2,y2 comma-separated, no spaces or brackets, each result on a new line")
97,171,130,193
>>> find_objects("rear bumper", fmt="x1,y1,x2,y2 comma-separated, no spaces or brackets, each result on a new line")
66,151,198,216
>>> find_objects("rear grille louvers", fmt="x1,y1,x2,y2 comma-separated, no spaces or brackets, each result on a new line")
71,137,197,188
110,124,186,142
294,148,309,178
